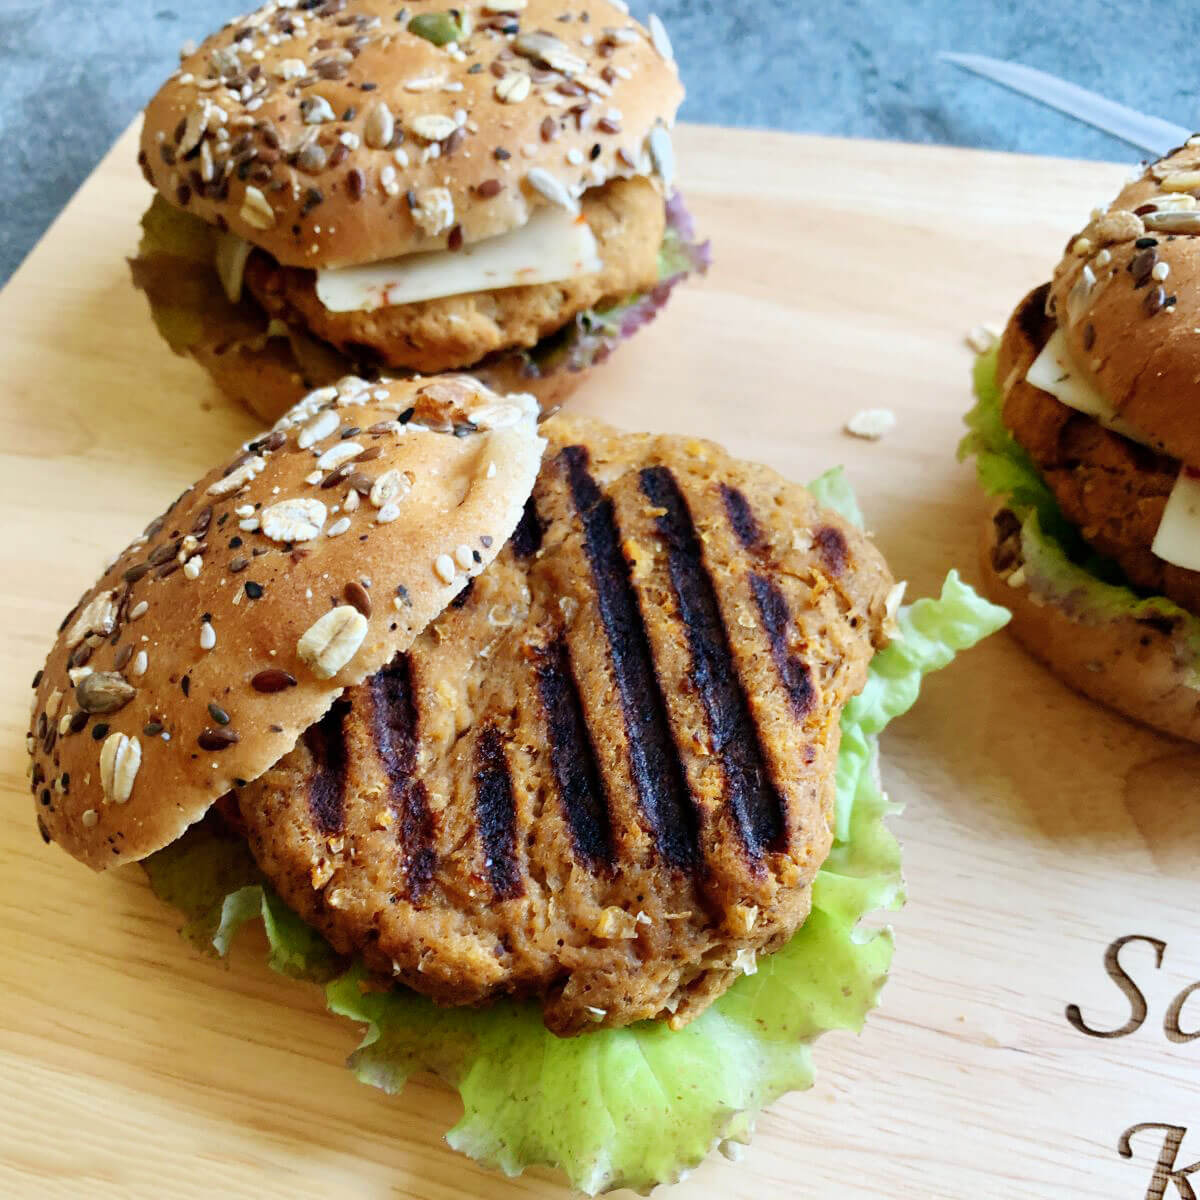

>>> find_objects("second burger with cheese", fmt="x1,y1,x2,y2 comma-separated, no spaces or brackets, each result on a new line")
130,0,708,423
963,136,1200,741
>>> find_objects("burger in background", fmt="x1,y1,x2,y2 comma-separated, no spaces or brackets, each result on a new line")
964,136,1200,741
131,0,709,422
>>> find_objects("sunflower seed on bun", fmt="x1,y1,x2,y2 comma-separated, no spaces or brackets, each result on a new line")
28,374,544,869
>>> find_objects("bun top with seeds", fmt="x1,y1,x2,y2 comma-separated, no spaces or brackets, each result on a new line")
1048,136,1200,466
29,374,544,871
139,0,683,269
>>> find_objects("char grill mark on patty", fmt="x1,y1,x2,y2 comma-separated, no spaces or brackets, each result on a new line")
534,635,615,869
560,444,701,870
640,466,789,859
473,726,523,900
722,482,817,718
303,698,351,834
369,654,435,901
511,495,546,560
813,525,848,577
234,418,895,1034
750,573,816,720
720,483,763,550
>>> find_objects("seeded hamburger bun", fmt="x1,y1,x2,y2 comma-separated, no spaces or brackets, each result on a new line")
979,506,1200,743
139,0,682,269
1049,137,1200,466
29,375,545,870
476,353,592,417
178,303,589,425
184,321,346,427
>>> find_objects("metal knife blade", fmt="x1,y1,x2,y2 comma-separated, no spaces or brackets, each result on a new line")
939,52,1191,158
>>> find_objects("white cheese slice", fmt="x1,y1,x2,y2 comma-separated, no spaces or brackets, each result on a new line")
1152,470,1200,572
1025,329,1155,449
315,206,602,312
1026,328,1111,420
215,230,252,303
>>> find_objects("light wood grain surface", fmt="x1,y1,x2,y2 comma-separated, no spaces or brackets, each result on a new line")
3,123,1198,1199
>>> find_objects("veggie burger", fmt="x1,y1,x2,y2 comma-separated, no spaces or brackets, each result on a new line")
130,0,708,423
28,370,1003,1190
965,138,1200,741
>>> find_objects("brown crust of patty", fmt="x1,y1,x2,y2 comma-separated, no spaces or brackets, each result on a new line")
131,234,592,426
999,285,1200,615
980,505,1200,743
244,177,665,375
237,416,894,1035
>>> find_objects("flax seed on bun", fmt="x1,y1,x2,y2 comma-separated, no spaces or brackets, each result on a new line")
29,374,544,870
137,0,682,269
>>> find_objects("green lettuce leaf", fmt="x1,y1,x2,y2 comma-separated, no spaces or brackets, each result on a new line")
806,465,866,529
144,487,1005,1194
144,823,341,981
960,346,1095,558
960,348,1200,679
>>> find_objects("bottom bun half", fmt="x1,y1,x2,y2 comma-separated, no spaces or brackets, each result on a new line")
979,507,1200,744
186,316,587,426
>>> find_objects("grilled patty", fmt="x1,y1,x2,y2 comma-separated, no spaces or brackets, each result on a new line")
238,418,894,1035
1000,285,1200,615
244,177,665,376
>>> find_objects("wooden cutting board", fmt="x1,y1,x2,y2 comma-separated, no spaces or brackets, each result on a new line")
2,123,1197,1200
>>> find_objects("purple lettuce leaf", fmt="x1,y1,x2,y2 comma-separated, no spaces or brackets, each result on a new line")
516,191,710,378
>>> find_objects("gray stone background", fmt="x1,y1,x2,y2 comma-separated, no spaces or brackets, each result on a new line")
2,0,1197,284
